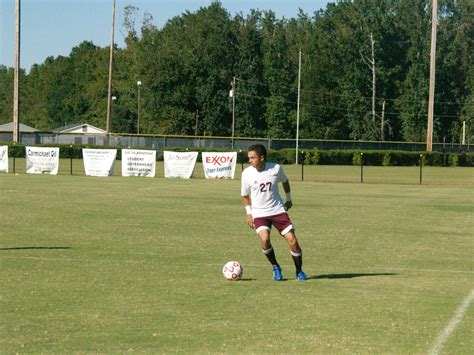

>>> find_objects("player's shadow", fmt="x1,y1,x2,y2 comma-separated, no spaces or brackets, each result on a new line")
0,246,72,251
310,272,397,280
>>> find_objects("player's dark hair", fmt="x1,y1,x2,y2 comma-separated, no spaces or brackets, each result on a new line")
248,144,267,159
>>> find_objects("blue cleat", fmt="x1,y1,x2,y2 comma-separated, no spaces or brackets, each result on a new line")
272,265,283,281
296,271,308,281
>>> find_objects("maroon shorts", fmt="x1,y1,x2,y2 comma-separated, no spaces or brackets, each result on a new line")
253,213,294,236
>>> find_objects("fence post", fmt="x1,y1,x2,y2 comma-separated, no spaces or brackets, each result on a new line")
419,154,423,185
301,150,305,181
70,145,73,175
443,137,446,166
360,152,364,183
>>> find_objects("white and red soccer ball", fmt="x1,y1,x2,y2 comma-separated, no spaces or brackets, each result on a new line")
222,261,243,281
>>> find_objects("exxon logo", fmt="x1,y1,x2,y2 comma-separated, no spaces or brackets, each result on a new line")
205,155,234,166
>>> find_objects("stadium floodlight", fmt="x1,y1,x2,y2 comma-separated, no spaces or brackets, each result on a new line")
137,81,142,134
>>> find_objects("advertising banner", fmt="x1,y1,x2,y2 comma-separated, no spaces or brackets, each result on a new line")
201,152,237,179
82,149,117,177
121,149,156,177
26,146,60,175
0,146,8,173
163,151,198,179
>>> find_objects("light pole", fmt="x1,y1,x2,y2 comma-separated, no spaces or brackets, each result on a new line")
111,95,116,123
426,0,438,152
195,110,199,136
137,81,142,134
230,76,236,149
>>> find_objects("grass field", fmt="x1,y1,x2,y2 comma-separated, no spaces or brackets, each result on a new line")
1,167,473,353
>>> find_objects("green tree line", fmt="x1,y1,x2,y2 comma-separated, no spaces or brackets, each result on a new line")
0,0,472,143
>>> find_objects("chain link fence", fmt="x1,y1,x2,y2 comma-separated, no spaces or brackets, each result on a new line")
0,131,471,153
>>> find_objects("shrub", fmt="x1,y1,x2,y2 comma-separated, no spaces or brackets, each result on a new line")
352,152,362,166
449,154,459,167
304,148,320,165
319,150,353,165
282,149,296,164
267,149,288,164
457,152,474,167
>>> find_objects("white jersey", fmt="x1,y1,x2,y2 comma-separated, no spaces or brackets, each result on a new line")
241,162,288,218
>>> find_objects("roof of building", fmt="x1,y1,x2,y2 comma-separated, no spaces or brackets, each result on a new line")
0,122,39,132
52,123,106,133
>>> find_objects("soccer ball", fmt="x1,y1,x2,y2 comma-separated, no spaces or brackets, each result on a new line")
222,261,243,281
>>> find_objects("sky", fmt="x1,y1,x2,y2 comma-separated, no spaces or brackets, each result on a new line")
0,0,330,71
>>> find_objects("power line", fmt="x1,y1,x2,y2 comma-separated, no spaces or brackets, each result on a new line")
235,77,472,107
237,92,471,119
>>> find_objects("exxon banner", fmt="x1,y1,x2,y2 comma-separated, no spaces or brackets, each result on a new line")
201,152,237,179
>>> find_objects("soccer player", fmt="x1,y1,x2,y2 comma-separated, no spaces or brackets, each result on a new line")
241,144,308,281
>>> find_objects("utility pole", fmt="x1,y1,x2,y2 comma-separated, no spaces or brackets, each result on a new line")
369,32,376,123
13,0,21,143
295,49,302,164
106,0,116,136
427,0,438,152
360,32,376,123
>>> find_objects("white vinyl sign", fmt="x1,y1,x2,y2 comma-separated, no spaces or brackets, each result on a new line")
201,152,237,179
163,151,198,179
26,146,60,175
0,146,8,173
121,149,156,177
82,149,117,177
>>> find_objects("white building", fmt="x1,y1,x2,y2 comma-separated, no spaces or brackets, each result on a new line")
53,123,106,134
